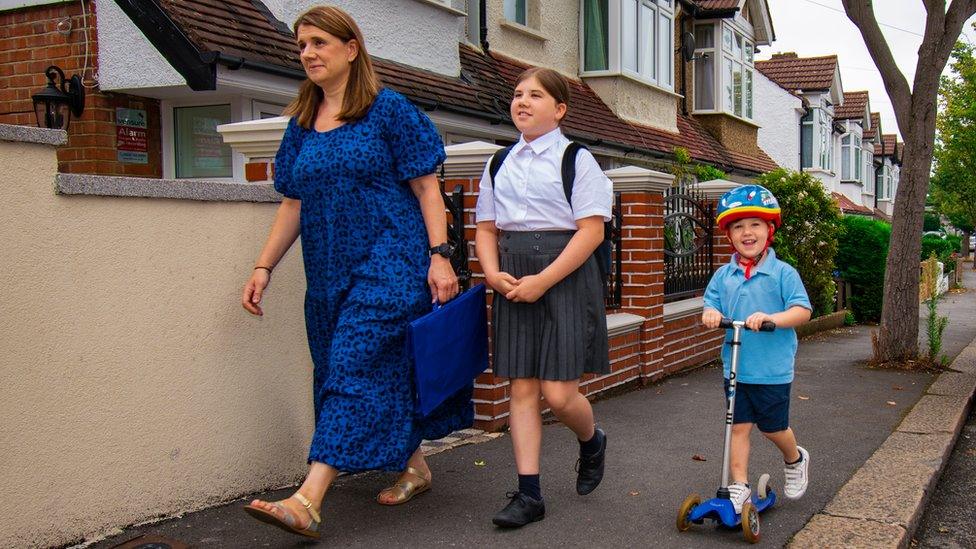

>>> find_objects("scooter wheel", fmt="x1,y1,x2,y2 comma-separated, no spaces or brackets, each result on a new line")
676,493,701,532
757,473,771,499
741,501,760,543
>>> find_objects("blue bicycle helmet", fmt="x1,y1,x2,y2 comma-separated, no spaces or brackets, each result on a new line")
716,185,782,231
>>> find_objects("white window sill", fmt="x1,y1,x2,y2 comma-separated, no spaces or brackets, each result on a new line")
411,0,465,16
663,297,704,322
500,20,547,41
692,110,759,127
840,179,864,187
581,71,679,98
804,168,835,177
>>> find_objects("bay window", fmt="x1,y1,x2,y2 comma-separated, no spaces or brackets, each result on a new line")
841,126,862,182
692,21,754,119
581,0,674,90
799,103,834,172
863,149,873,189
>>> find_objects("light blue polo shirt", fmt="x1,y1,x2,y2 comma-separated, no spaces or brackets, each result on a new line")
703,248,812,384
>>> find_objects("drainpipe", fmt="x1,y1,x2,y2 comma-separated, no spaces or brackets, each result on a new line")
479,0,490,52
799,105,810,171
680,2,700,116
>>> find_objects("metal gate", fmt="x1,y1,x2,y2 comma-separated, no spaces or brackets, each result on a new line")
664,179,714,302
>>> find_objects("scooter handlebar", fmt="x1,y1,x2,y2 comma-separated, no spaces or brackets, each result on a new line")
719,318,777,332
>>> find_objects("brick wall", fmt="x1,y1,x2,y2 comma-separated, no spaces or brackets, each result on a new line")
0,1,162,177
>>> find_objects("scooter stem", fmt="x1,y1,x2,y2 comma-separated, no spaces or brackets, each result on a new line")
719,322,743,496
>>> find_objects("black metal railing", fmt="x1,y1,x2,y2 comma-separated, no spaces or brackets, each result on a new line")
664,180,714,302
440,167,472,291
605,192,623,309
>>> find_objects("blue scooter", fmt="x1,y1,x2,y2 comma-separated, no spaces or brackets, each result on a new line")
676,318,776,544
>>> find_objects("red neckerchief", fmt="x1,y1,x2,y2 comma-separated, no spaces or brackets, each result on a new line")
729,224,776,280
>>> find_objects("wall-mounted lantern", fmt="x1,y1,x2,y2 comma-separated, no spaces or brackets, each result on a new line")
31,65,85,131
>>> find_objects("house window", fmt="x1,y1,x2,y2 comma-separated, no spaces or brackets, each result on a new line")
504,0,527,25
842,127,862,182
693,24,715,110
581,0,674,90
174,104,232,179
863,149,873,189
800,110,813,168
880,164,892,199
818,107,832,170
693,21,753,118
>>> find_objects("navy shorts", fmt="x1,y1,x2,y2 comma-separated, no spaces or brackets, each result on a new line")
723,379,791,433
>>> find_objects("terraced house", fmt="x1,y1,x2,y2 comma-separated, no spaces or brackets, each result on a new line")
1,1,809,544
754,51,902,218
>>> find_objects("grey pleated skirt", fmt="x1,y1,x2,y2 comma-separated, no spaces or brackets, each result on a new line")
492,230,610,381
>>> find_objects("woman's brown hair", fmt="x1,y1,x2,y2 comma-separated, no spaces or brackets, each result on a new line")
284,5,380,128
515,67,571,122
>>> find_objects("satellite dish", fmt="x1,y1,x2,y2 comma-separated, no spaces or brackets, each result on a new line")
682,32,696,62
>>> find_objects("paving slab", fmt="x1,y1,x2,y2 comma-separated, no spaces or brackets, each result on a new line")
822,431,954,528
926,371,976,398
947,345,976,375
787,514,907,549
896,394,971,435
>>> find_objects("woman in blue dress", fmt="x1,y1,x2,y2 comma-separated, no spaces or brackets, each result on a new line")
240,6,472,538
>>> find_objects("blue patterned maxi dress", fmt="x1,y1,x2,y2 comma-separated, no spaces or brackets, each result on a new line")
273,88,473,472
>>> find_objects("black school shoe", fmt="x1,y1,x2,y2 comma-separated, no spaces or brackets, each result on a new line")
492,491,546,528
575,428,607,495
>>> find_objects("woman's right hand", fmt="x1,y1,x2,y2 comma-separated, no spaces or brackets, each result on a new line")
242,268,271,316
488,271,519,296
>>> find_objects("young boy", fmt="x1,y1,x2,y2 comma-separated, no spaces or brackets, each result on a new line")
701,185,813,514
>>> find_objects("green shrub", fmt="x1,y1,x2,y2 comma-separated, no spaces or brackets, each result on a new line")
921,234,959,272
755,169,842,318
836,216,891,322
923,212,942,232
695,164,727,182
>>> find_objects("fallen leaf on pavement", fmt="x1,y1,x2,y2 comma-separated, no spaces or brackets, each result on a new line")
798,395,810,400
893,385,904,391
629,490,640,496
886,401,897,406
692,454,707,461
474,459,486,466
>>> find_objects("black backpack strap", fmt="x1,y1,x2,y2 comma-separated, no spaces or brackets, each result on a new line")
561,142,586,209
488,145,514,186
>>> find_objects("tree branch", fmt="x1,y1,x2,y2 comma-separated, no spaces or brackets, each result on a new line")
841,0,913,133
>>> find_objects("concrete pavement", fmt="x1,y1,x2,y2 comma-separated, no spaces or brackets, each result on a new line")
88,268,976,549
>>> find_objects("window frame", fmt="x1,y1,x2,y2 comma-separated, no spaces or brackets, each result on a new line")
691,19,755,120
840,122,863,183
503,0,528,26
580,0,675,92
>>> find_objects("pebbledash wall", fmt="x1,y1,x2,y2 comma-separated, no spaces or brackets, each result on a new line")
0,1,164,177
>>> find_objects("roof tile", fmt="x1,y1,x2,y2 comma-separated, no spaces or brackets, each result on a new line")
834,90,869,120
755,53,838,92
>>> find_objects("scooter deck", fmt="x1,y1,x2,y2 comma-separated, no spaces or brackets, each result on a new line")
688,490,776,528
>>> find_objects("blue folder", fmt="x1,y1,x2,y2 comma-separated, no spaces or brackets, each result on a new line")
408,283,488,417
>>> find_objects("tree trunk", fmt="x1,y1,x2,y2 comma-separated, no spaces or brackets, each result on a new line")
876,97,939,362
962,230,971,260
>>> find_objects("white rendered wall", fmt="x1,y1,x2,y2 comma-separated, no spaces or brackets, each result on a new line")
754,72,802,171
265,0,464,77
95,0,187,91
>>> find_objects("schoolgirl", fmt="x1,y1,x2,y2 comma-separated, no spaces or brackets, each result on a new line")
474,67,613,528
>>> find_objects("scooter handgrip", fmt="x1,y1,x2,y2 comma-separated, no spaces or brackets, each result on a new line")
759,321,776,332
719,318,734,329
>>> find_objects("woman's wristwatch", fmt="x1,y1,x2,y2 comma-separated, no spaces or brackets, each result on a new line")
428,243,455,258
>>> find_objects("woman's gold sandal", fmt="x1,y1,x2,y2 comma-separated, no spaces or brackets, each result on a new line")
376,466,431,506
243,492,321,539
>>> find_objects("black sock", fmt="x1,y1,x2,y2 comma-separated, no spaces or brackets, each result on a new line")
518,474,542,501
786,453,803,465
579,429,603,457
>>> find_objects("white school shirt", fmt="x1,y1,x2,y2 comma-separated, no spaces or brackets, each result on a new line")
474,128,612,231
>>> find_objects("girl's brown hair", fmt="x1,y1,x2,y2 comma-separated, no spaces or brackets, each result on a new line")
515,67,571,121
284,6,380,128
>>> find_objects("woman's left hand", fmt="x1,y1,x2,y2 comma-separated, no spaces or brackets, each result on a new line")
429,255,459,304
505,274,550,304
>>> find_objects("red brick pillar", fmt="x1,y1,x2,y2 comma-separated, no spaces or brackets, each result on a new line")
602,166,673,385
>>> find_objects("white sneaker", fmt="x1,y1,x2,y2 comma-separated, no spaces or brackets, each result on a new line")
784,446,810,500
728,482,751,514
